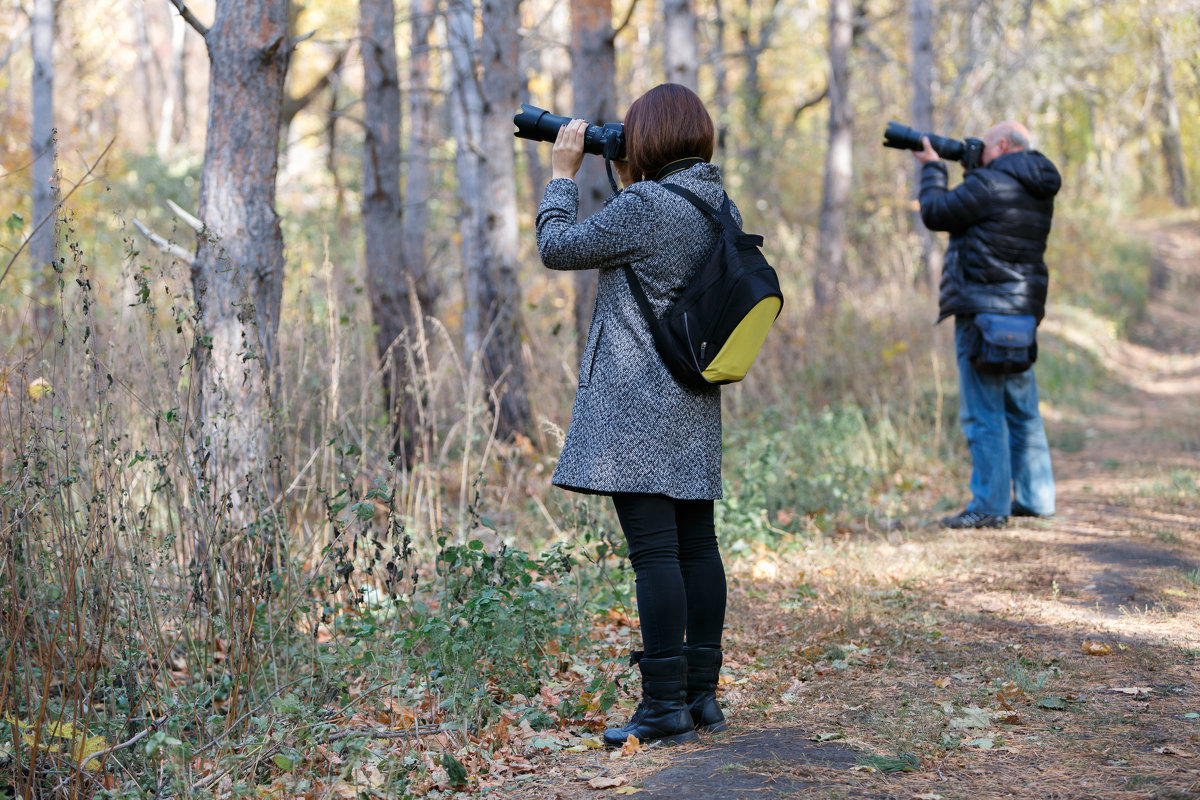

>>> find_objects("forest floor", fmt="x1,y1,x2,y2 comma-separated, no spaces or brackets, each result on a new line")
487,220,1200,800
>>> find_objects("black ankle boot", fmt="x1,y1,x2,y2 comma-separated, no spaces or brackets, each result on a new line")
603,652,700,747
684,646,728,733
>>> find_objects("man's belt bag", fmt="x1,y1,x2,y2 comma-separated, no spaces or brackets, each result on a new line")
970,313,1037,374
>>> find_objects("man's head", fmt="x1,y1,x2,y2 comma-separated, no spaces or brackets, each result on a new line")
981,121,1031,166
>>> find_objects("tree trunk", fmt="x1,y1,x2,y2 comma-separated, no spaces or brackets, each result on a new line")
30,0,57,338
158,7,189,155
404,0,437,309
909,0,941,289
569,0,616,352
663,0,698,91
814,0,853,309
479,0,530,436
446,0,485,361
192,0,291,529
361,0,420,464
1154,26,1188,208
134,0,161,144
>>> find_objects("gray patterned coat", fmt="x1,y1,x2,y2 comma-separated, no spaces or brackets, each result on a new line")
536,163,739,500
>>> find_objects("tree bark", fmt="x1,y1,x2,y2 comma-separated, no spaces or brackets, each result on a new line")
403,0,437,308
446,0,485,362
361,0,420,463
479,0,530,436
569,0,616,352
30,0,58,337
814,0,853,309
1153,25,1188,208
663,0,698,91
909,0,941,289
192,0,291,528
157,7,190,155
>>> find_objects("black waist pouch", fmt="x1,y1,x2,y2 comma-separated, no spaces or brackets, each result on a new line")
970,313,1037,374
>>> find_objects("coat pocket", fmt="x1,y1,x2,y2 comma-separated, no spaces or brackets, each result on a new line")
578,319,604,388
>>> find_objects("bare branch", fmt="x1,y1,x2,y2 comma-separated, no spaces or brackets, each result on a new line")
132,219,196,265
0,139,114,289
167,199,203,232
613,0,642,38
791,84,829,125
166,0,209,38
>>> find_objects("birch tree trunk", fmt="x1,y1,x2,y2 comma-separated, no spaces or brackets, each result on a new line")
1153,26,1188,208
404,0,437,296
361,0,420,463
569,0,616,351
158,7,189,155
30,0,57,337
910,0,941,289
479,0,530,435
814,0,853,309
663,0,698,91
191,0,291,530
446,0,485,361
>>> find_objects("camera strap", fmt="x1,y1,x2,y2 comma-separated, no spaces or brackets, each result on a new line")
603,153,620,197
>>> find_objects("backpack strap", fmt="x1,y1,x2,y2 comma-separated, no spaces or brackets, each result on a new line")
661,183,764,247
623,265,659,322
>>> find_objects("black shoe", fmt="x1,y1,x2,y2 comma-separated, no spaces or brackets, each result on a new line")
603,653,700,748
1010,502,1047,518
940,510,1006,529
683,646,729,734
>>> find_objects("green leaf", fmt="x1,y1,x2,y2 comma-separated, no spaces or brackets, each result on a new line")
441,753,469,787
351,502,375,521
480,515,497,531
811,731,844,742
1037,697,1067,710
6,212,23,234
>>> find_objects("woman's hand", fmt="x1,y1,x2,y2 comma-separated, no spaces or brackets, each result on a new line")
551,119,588,181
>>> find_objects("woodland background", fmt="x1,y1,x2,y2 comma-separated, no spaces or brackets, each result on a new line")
0,0,1197,796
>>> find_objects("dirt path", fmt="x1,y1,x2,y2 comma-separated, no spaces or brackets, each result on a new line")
497,221,1200,800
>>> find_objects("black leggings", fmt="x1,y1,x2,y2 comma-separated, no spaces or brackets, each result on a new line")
610,493,726,659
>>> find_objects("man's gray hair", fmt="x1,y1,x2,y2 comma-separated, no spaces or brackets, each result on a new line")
998,123,1031,149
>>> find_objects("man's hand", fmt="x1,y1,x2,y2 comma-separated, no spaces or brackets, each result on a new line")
912,136,940,165
551,119,588,181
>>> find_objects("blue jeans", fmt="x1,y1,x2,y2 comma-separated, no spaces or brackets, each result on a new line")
955,317,1055,516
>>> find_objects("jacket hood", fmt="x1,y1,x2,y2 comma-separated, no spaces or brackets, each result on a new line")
988,150,1061,199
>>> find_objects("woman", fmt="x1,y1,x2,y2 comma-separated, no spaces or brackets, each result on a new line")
536,84,734,746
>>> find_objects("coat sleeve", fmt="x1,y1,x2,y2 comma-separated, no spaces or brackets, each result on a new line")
918,162,992,234
536,179,654,271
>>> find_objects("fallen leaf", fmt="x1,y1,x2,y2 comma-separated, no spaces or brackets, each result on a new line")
811,732,844,742
1037,697,1067,710
949,707,992,730
1081,640,1112,656
1155,746,1194,758
965,737,994,749
619,735,642,757
1110,686,1153,698
912,794,945,800
589,776,626,789
614,788,645,795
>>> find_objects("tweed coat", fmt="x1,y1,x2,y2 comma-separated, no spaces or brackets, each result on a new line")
536,162,739,500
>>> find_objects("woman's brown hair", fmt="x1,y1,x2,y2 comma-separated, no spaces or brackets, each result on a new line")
623,84,715,183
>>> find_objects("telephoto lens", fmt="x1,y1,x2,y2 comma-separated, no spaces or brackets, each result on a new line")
513,104,626,160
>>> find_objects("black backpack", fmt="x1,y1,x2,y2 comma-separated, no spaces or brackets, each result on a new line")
623,184,784,391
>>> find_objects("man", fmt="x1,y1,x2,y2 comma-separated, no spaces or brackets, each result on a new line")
914,121,1059,529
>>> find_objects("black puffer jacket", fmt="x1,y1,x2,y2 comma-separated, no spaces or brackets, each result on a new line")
919,150,1061,322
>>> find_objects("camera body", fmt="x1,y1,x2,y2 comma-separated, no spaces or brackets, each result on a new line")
883,121,984,170
513,104,626,161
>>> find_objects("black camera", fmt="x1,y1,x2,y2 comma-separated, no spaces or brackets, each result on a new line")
513,104,626,161
883,121,984,170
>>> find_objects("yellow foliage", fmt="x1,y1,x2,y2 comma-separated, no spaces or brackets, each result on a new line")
5,715,110,770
